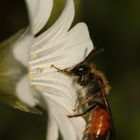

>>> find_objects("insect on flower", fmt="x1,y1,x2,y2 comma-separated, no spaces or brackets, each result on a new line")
51,48,115,140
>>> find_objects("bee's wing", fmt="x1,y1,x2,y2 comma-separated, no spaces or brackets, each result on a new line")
0,94,42,114
103,95,116,140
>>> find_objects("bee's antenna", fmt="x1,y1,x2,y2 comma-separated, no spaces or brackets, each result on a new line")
84,47,104,62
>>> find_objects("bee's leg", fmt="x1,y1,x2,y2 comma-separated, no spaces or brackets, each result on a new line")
51,64,71,76
68,102,99,118
83,47,104,62
73,96,92,112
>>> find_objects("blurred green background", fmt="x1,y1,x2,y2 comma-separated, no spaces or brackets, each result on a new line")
0,0,140,140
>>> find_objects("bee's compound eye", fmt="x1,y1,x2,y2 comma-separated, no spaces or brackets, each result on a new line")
72,64,89,76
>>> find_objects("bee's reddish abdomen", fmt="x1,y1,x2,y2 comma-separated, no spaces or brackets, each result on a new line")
87,107,110,140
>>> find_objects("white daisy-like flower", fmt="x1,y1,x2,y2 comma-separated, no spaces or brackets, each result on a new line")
1,0,94,140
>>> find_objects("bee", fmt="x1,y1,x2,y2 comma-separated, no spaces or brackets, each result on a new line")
51,48,115,140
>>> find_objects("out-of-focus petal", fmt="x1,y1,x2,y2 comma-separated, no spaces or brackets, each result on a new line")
12,29,33,67
15,75,39,107
25,0,53,34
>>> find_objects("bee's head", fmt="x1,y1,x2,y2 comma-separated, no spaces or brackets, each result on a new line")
71,63,89,76
70,48,104,76
66,48,104,77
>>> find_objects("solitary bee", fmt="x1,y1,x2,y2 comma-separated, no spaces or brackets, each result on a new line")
51,48,115,140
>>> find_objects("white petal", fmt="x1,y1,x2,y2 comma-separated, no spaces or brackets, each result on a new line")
31,72,86,140
46,114,59,140
15,75,39,107
30,23,93,69
31,72,77,104
25,0,53,34
53,109,77,140
70,117,86,140
44,95,77,140
27,1,93,139
32,0,75,51
12,30,33,67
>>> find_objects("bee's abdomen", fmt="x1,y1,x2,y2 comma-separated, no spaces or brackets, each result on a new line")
86,107,110,140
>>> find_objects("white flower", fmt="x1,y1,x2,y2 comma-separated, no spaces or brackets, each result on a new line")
12,0,53,107
6,0,94,140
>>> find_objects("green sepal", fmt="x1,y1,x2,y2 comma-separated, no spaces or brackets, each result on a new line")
0,29,41,114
